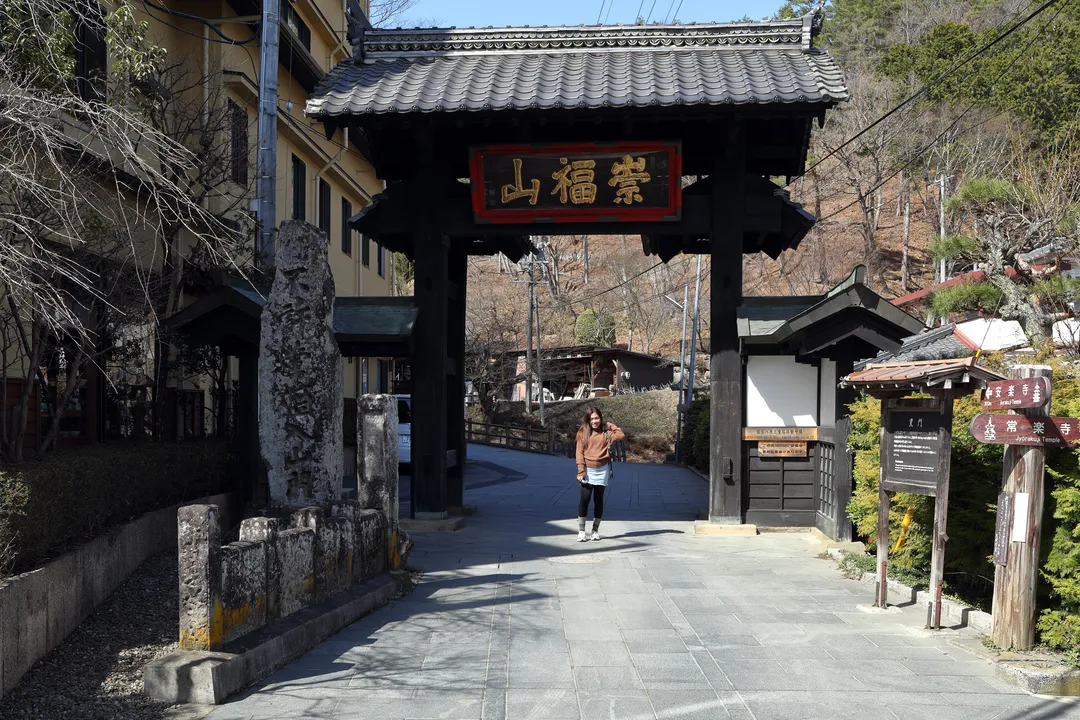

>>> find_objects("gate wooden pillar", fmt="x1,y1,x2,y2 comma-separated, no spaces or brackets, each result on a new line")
446,246,468,509
709,121,747,523
410,154,451,518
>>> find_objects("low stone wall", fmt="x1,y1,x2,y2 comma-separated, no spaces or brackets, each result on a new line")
0,491,242,698
178,501,391,650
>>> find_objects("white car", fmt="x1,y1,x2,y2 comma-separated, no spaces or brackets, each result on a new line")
396,394,411,465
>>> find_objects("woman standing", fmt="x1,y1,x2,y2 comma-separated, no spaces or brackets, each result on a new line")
575,407,625,542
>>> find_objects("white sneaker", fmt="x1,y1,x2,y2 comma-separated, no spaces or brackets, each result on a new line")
578,531,588,542
591,531,601,541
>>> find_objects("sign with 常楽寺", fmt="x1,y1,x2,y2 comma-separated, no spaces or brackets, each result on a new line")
469,142,681,224
970,413,1080,447
757,441,808,457
981,377,1051,410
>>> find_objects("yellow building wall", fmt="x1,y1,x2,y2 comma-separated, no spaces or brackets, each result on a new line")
145,0,393,405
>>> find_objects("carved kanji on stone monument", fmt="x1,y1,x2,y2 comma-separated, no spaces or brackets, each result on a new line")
259,221,344,508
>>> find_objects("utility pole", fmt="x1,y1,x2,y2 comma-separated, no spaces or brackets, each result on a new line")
256,0,280,266
524,252,534,413
686,255,703,421
938,174,947,283
535,288,546,425
583,235,589,284
671,284,689,463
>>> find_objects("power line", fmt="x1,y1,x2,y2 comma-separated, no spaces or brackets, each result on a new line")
596,0,608,24
604,0,617,25
644,0,659,23
788,0,1062,187
670,0,685,23
663,0,677,23
139,0,260,45
814,0,1064,226
635,0,646,22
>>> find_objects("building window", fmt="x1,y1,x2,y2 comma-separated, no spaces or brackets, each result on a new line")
361,234,370,267
284,5,311,50
291,155,306,221
341,199,353,255
228,101,248,185
318,179,331,235
377,359,389,394
377,243,386,277
74,9,107,102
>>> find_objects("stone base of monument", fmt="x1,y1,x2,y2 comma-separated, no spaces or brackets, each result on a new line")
144,571,412,705
400,514,466,532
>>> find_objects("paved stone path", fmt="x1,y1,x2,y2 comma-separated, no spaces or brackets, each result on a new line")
208,446,1080,720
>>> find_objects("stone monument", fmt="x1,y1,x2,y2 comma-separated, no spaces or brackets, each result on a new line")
259,220,344,508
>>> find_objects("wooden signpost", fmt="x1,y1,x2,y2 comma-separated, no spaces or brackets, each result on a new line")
969,366,1064,650
877,396,954,629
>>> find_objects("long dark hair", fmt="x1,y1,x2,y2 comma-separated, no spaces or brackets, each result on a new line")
580,406,604,441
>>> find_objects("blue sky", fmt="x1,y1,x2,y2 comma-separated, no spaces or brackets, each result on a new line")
399,0,785,28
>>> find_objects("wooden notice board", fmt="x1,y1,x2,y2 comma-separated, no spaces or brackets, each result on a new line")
881,399,951,496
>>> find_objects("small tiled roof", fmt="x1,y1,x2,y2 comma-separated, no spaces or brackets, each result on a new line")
842,357,1006,393
307,16,848,118
738,297,819,337
855,323,973,370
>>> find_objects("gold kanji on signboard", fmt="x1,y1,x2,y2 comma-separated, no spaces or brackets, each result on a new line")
501,157,540,205
608,154,651,205
551,158,598,205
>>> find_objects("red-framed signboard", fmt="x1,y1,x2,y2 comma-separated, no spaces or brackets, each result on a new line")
469,142,682,224
981,377,1051,410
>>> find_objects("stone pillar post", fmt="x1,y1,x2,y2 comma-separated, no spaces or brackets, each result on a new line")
709,122,747,524
447,247,468,509
178,504,222,650
358,394,405,567
259,220,344,509
239,517,280,622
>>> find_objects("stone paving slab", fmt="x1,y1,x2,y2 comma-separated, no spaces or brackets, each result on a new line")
207,446,1080,719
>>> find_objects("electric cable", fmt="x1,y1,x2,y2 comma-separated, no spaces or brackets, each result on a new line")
670,0,685,23
140,1,260,45
787,0,1062,187
814,0,1064,225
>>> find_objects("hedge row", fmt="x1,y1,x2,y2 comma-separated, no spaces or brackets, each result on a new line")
0,441,231,577
848,356,1080,657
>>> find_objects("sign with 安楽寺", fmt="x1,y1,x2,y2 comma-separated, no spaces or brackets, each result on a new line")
981,377,1051,410
469,142,682,224
757,441,808,458
742,427,818,442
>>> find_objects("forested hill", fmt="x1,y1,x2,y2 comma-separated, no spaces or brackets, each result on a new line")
465,0,1080,360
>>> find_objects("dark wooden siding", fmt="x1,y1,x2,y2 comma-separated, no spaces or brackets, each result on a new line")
744,443,818,527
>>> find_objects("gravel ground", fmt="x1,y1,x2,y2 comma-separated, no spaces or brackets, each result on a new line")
0,552,184,720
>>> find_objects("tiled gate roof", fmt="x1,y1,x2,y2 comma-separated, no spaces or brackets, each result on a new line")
307,16,848,117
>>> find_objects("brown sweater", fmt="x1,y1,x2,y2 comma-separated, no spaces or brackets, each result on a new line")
576,422,626,475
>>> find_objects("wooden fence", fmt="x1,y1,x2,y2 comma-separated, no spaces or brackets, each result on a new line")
466,420,554,454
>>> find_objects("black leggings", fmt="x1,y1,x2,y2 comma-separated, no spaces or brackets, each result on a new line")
578,483,605,519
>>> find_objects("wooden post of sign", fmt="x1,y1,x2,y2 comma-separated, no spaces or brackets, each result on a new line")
992,365,1052,650
875,421,889,608
926,390,954,629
